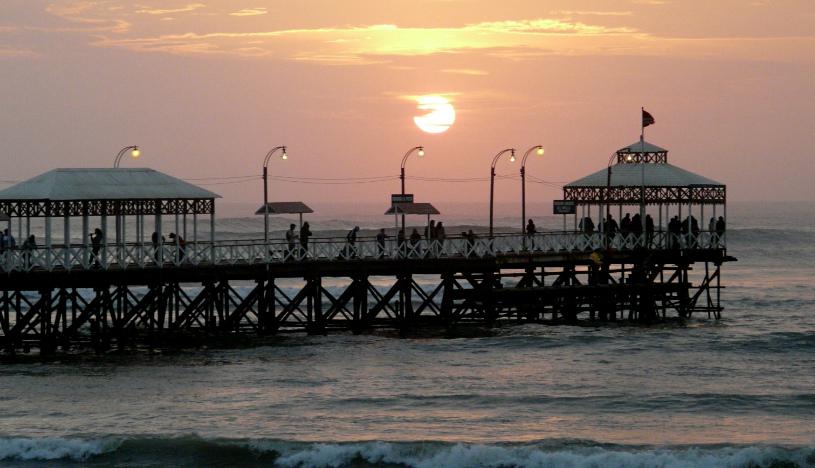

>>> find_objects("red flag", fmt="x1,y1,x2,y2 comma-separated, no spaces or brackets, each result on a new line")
642,109,655,128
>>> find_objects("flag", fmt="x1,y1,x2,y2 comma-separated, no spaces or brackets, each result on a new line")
642,109,655,128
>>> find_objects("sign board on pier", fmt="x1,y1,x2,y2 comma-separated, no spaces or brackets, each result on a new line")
553,200,576,215
391,194,414,205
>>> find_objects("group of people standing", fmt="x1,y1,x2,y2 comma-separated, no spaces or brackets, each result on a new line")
394,220,447,257
284,222,313,259
576,212,726,249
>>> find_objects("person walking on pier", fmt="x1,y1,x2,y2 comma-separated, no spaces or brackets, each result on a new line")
91,228,104,268
300,222,312,260
645,214,655,248
344,226,359,259
285,224,298,260
376,228,389,259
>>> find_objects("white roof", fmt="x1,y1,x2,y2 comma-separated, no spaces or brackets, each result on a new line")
618,139,667,153
566,163,724,188
0,168,220,201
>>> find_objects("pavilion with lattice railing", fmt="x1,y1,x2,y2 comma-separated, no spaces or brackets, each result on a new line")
562,137,726,249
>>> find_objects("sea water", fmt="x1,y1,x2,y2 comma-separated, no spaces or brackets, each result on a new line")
0,202,813,467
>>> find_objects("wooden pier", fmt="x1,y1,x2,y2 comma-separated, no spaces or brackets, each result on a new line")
0,136,733,354
0,232,733,354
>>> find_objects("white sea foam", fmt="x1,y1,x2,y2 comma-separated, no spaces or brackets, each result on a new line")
0,437,119,461
267,441,812,468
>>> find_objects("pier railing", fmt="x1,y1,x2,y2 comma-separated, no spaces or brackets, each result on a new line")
0,230,725,273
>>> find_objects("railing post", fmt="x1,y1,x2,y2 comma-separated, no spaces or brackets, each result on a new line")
210,210,216,264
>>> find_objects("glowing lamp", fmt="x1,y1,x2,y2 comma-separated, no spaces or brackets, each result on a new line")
418,148,425,157
281,151,288,160
131,147,140,159
536,147,544,156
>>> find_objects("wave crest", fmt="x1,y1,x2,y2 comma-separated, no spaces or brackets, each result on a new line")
1,436,813,467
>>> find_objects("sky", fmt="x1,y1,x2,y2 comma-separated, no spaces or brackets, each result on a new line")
1,0,814,212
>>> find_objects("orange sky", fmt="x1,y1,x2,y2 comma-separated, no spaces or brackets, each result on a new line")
1,0,814,208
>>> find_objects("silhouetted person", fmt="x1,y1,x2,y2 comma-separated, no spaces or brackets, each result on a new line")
465,229,477,257
285,224,298,258
300,222,312,259
709,217,716,233
525,219,536,250
3,229,15,250
345,226,360,258
434,221,446,256
168,232,186,262
620,214,632,235
668,216,681,249
579,217,594,234
425,220,436,241
645,214,654,247
22,234,36,268
605,214,619,235
409,228,421,257
715,216,726,240
630,214,642,235
397,229,406,258
90,228,104,268
151,231,164,263
376,228,388,258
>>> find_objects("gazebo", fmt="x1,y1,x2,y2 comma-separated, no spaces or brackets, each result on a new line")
0,168,220,269
562,138,726,247
254,201,314,229
384,202,440,233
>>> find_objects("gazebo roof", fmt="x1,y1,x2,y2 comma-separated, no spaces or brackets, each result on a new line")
0,168,220,201
563,138,726,205
254,202,314,215
385,202,440,215
566,163,723,188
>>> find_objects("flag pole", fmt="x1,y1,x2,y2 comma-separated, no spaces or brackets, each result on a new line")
641,106,645,141
640,107,646,236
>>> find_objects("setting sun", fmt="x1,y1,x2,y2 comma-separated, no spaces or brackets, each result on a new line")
413,95,456,134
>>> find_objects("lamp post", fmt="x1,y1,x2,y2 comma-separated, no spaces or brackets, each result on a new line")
262,146,288,247
399,146,424,232
520,145,544,236
489,148,515,238
113,145,140,168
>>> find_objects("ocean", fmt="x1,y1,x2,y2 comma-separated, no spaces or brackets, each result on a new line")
0,202,813,467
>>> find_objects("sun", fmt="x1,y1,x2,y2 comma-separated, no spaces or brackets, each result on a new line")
413,95,455,134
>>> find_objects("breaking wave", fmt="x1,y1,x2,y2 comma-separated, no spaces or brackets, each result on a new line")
0,436,813,467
